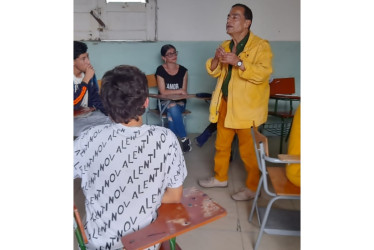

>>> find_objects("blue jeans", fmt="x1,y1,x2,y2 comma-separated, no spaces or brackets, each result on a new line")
161,101,187,138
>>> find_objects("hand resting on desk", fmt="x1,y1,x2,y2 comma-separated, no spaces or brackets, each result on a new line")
162,186,183,203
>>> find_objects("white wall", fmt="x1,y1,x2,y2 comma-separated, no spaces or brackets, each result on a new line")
75,0,300,133
74,0,300,41
157,0,300,41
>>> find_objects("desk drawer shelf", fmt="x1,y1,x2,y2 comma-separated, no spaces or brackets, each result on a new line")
257,207,300,236
262,122,292,137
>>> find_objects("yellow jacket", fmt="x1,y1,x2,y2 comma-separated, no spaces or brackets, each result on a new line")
206,32,273,129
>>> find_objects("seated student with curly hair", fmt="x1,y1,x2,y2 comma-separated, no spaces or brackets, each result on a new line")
74,65,187,250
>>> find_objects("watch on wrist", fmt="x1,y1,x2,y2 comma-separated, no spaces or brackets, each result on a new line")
236,60,243,67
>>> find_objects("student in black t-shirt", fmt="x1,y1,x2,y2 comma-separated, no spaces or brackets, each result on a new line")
155,44,192,153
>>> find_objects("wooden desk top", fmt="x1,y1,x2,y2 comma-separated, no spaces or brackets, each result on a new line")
278,154,300,162
121,187,227,250
74,107,95,118
270,94,301,100
148,93,211,103
148,93,196,101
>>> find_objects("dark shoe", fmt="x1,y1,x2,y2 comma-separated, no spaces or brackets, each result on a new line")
181,137,192,152
195,130,212,147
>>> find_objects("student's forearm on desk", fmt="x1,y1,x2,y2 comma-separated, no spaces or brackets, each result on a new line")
160,89,187,95
162,186,183,203
157,74,188,95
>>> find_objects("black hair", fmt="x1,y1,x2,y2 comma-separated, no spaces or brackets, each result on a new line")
160,44,176,56
74,41,88,60
232,3,253,21
100,65,148,124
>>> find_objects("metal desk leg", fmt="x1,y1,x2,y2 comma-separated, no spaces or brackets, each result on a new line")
158,100,170,127
169,237,176,250
280,117,284,153
74,220,86,250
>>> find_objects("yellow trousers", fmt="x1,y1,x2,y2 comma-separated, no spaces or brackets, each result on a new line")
214,98,260,191
286,105,301,187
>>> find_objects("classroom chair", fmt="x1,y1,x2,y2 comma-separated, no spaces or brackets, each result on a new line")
97,79,102,90
74,188,226,250
74,205,88,250
249,125,300,250
74,204,181,250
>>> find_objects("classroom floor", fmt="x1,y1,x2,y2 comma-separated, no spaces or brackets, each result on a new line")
74,133,300,250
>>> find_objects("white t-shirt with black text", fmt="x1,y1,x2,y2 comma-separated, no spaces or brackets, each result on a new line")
74,123,187,250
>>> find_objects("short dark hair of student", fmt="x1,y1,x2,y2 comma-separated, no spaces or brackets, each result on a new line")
100,65,148,124
160,44,176,56
232,3,253,21
74,41,88,60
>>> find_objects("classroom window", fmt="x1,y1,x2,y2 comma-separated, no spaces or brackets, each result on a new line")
74,0,156,41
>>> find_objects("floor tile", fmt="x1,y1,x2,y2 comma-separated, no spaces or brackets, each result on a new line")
177,228,244,250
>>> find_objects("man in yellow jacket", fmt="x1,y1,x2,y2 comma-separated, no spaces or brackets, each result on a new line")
199,4,273,201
